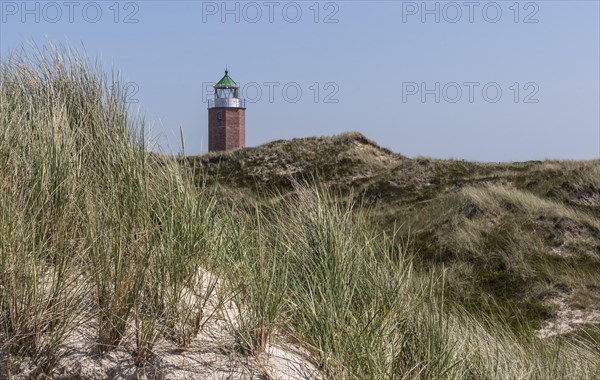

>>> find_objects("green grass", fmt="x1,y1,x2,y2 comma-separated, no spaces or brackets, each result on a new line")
1,44,600,378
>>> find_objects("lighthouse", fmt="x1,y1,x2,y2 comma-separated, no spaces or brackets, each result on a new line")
208,70,246,152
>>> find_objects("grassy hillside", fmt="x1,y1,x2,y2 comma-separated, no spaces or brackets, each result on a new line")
189,134,600,335
1,45,599,378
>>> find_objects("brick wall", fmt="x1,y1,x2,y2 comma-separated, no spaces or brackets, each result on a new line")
208,108,246,152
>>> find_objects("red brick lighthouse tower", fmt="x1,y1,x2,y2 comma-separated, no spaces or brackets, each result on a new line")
208,70,246,152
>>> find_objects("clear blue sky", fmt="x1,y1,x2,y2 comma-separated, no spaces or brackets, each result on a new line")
1,1,599,161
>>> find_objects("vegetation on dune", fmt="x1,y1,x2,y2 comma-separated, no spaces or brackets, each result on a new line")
1,44,599,378
191,133,600,337
1,44,221,376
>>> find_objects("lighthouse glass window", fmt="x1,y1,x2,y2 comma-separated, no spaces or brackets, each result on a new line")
216,87,237,99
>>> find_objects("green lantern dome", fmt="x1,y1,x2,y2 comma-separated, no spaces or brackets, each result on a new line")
215,70,239,89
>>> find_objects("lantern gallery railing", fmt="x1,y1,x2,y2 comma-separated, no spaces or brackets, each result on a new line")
207,98,246,108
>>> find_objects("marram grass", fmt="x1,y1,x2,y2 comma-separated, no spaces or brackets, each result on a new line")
0,44,598,378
